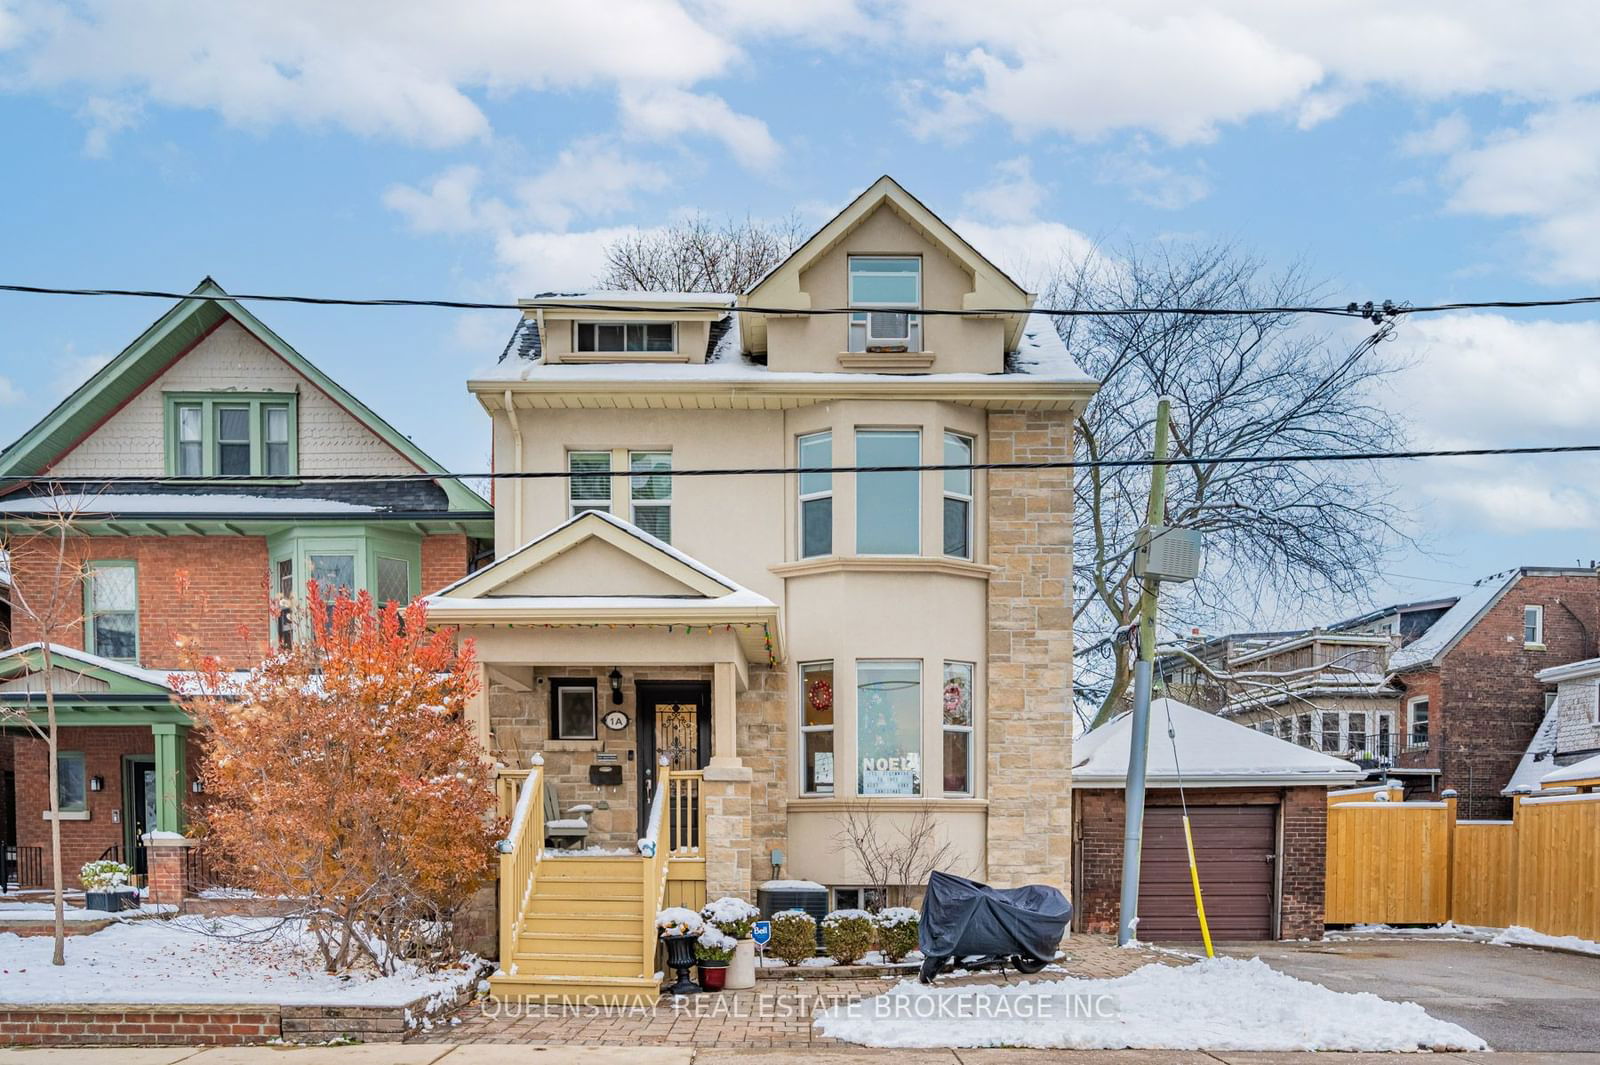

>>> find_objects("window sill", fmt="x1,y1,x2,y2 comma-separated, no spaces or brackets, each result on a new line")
556,352,693,364
837,352,936,372
547,739,604,751
771,556,995,581
1524,643,1547,651
787,796,988,813
41,810,90,821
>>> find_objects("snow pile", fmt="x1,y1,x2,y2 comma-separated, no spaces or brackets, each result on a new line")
813,956,1486,1052
0,915,480,1007
1491,925,1600,956
877,907,919,928
656,907,705,937
759,879,825,892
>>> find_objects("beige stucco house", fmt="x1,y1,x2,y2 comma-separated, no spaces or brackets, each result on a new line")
433,177,1097,1000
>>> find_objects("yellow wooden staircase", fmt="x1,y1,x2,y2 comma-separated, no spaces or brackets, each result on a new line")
488,760,672,1005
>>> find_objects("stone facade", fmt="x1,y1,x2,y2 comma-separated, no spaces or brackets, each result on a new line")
735,664,789,890
985,409,1075,892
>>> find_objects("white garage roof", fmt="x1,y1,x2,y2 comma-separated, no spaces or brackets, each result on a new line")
1542,752,1600,789
1073,697,1365,788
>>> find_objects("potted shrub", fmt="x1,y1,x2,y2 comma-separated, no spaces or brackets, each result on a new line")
701,895,760,989
656,907,706,995
876,906,920,963
768,909,817,967
821,909,874,965
80,860,137,913
695,927,736,991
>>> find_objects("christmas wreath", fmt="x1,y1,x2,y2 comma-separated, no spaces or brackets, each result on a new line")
807,677,834,713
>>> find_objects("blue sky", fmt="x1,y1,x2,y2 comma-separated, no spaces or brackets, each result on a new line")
2,1,1599,625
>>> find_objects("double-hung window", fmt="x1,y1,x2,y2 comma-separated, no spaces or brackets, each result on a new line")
856,429,920,554
84,561,137,661
1407,696,1430,748
1320,711,1341,752
943,432,974,559
630,451,672,541
798,432,832,558
274,558,295,649
800,661,835,795
1524,605,1544,646
575,322,675,353
942,661,974,794
1348,713,1367,756
848,257,921,352
175,404,203,476
1376,711,1394,757
568,451,612,516
166,394,296,477
857,659,922,796
216,405,251,475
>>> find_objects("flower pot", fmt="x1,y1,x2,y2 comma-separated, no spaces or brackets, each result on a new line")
698,960,728,991
661,933,701,995
725,938,756,989
85,889,137,913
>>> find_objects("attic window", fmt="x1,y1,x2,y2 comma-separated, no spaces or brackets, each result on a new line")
848,257,921,352
575,322,675,354
166,393,297,478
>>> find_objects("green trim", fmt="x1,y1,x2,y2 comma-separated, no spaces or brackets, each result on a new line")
0,646,169,696
152,723,187,833
267,523,423,606
0,514,493,538
122,754,156,860
82,560,140,664
0,279,489,514
163,392,299,478
0,705,189,726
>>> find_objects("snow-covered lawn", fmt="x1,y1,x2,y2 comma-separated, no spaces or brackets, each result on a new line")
0,901,174,923
0,914,480,1010
814,956,1487,1052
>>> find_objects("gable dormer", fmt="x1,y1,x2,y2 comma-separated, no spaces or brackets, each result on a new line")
742,176,1034,375
520,292,734,366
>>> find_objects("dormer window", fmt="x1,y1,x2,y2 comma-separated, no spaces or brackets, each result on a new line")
574,321,675,354
848,257,921,353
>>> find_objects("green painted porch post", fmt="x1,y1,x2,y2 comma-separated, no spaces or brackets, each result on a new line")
151,722,188,833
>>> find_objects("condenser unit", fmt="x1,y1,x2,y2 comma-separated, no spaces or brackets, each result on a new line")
1133,524,1204,582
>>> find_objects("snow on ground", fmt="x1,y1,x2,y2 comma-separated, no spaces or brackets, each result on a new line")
0,901,175,922
0,914,479,1009
1490,925,1600,956
1325,921,1493,941
813,956,1486,1052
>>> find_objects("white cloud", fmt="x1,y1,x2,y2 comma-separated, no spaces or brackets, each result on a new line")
1401,112,1471,157
493,224,654,293
618,88,780,171
76,94,140,157
0,375,22,405
1096,141,1209,209
383,164,505,236
516,138,672,229
962,156,1046,224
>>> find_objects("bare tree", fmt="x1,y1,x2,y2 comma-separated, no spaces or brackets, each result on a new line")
0,484,98,965
597,214,804,293
830,800,962,908
1048,243,1410,728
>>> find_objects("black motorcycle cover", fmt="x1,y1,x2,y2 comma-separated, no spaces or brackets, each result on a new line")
917,870,1072,961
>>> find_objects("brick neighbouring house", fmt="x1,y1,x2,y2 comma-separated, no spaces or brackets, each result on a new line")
1387,567,1600,819
1071,698,1361,942
0,280,492,896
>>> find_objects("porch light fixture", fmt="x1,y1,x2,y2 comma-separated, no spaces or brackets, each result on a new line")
191,779,204,794
89,776,104,792
608,667,624,705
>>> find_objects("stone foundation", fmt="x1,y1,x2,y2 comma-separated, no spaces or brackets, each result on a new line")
702,766,754,900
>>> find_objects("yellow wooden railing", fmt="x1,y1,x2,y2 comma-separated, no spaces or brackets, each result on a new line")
495,767,531,820
496,760,544,974
667,770,706,859
639,757,673,980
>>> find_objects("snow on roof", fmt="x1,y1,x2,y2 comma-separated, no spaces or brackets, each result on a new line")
1536,655,1600,684
0,493,376,516
1542,752,1600,788
525,290,735,307
1388,573,1513,672
1073,697,1364,787
0,642,176,689
1503,699,1563,795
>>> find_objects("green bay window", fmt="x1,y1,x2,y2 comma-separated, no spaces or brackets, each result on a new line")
857,659,922,796
856,430,920,555
164,393,297,478
268,527,422,642
84,561,138,661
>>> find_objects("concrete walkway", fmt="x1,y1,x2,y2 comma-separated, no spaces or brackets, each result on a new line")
5,1048,1600,1063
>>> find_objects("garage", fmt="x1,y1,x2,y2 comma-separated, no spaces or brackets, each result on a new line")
1070,698,1364,941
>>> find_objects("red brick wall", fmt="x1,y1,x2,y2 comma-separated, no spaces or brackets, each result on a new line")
421,533,470,596
1072,786,1328,940
10,726,155,886
0,1008,281,1046
7,535,271,670
1399,573,1600,819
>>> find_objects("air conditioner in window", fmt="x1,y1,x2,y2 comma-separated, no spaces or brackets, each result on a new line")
852,310,921,352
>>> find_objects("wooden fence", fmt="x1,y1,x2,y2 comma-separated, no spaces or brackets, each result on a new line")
1325,785,1600,941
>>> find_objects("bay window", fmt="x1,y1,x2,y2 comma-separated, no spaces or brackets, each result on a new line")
798,431,832,557
943,432,973,559
857,659,921,796
268,528,420,641
800,661,835,795
84,561,137,661
856,430,920,554
942,661,974,794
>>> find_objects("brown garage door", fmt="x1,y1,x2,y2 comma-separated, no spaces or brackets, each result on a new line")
1137,803,1276,941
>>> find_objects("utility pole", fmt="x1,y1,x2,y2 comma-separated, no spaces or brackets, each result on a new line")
1117,395,1173,946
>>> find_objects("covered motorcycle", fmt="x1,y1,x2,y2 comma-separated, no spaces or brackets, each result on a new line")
917,870,1072,982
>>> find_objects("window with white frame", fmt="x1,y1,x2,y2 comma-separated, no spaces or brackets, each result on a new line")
1347,712,1367,755
1524,605,1544,646
1320,711,1341,752
856,429,920,554
1376,711,1394,757
574,322,675,353
800,661,835,795
942,661,974,794
630,451,672,542
1407,696,1430,747
551,679,598,740
943,432,973,560
848,257,921,352
857,659,922,795
568,451,611,515
798,432,833,558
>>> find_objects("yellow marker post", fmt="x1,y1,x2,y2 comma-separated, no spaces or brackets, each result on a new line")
1181,814,1215,958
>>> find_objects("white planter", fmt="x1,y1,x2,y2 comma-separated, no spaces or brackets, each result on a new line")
725,937,756,989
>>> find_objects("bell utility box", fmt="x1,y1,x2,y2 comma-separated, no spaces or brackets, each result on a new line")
1133,524,1203,583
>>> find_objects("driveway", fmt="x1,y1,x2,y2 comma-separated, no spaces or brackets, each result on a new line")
1219,934,1600,1052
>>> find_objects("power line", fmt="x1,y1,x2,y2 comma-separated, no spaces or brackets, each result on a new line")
2,283,1600,320
7,440,1600,487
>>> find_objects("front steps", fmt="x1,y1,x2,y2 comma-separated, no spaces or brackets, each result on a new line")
489,855,662,1005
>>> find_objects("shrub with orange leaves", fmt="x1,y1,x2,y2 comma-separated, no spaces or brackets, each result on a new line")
174,583,500,974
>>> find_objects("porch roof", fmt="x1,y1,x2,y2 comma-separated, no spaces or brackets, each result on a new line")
0,643,191,725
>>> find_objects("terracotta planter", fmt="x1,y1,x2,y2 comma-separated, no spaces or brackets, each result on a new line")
698,960,728,991
724,937,756,989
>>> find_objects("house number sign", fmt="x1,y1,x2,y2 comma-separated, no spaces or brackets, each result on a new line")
603,710,630,731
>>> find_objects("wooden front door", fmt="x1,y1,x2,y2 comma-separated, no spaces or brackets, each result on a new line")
635,681,711,837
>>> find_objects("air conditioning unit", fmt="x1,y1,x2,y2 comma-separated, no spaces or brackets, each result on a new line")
1133,524,1204,582
758,882,829,948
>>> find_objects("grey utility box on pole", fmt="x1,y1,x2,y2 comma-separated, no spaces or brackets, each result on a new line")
1133,525,1204,583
